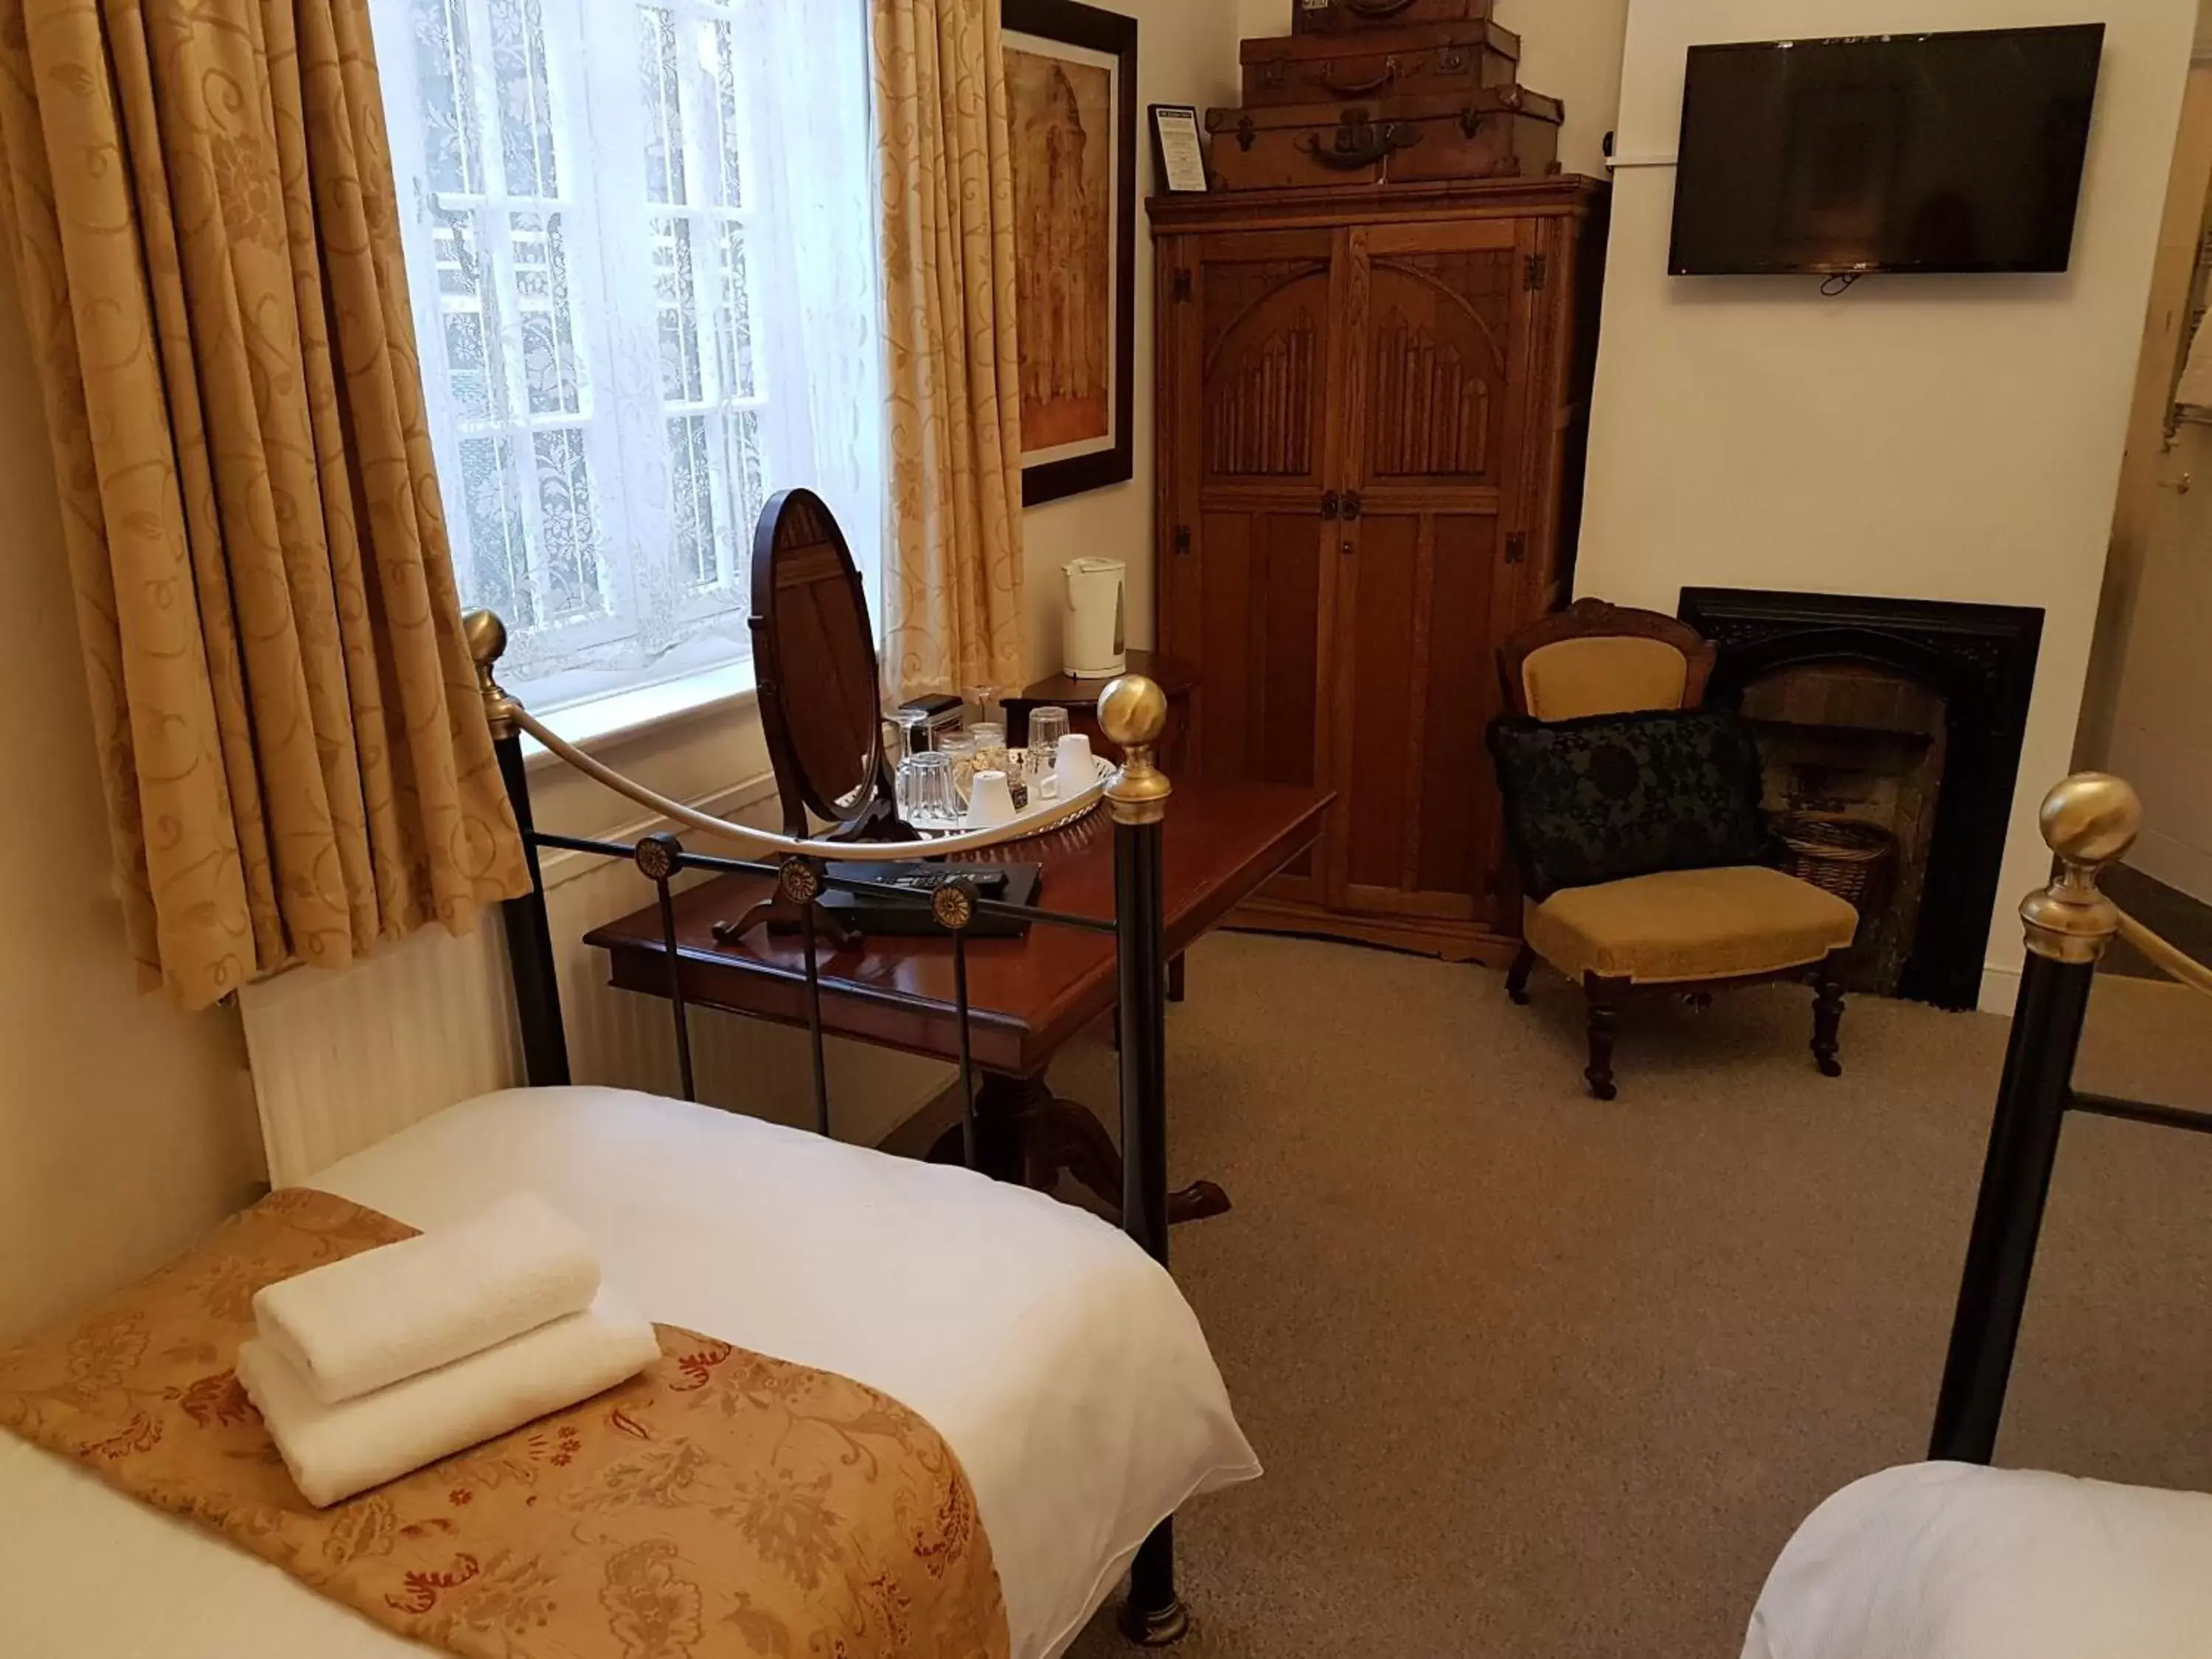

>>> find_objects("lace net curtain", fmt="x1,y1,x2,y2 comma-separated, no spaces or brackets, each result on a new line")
368,0,884,709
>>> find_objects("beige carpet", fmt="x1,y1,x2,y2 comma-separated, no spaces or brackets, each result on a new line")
1050,933,2212,1658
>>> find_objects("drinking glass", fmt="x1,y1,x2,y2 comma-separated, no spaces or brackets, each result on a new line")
899,751,956,826
1025,706,1071,800
895,708,932,760
964,685,1000,731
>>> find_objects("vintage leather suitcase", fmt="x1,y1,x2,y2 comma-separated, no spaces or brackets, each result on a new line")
1290,0,1493,36
1242,20,1520,109
1206,87,1562,191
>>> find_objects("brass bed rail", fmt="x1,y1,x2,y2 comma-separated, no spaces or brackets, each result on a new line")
465,611,1193,1644
1930,773,2212,1466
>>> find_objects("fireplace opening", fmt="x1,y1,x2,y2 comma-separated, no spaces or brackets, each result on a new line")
1679,589,2043,1010
1741,663,1949,996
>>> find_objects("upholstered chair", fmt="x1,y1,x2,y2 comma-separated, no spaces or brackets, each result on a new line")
1492,599,1859,1099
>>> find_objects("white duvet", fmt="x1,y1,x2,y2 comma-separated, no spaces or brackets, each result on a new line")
0,1087,1259,1659
1745,1461,2212,1659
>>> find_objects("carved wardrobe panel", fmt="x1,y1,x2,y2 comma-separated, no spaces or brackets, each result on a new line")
1152,177,1606,961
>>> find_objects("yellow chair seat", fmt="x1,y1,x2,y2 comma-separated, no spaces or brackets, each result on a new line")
1524,866,1860,986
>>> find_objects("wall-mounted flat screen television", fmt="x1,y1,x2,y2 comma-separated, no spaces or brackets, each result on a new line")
1669,24,2105,276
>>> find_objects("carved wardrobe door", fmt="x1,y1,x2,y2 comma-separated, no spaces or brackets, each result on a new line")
1161,228,1345,905
1325,217,1537,932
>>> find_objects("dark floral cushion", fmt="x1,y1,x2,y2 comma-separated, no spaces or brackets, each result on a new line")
1486,708,1770,900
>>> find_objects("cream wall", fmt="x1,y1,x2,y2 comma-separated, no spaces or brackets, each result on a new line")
1019,0,1245,679
1576,0,2197,1011
0,261,264,1346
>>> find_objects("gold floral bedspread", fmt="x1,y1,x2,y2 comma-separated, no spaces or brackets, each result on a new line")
0,1189,1008,1659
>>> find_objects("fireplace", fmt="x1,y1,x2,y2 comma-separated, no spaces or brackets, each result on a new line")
1677,590,2043,1010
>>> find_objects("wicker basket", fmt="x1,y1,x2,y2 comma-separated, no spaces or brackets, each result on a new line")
1776,814,1894,910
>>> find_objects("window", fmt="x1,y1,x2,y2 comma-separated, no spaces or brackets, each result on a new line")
371,0,883,712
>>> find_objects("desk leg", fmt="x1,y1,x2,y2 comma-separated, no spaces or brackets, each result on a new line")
1167,953,1187,1004
930,1074,1230,1225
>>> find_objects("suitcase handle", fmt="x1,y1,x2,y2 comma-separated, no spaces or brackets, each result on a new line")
1320,60,1397,97
1298,118,1419,170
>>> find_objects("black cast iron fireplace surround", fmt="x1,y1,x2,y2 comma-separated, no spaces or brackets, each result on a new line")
1678,588,2043,1011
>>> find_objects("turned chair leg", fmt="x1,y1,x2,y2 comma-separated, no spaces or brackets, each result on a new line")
1811,953,1846,1078
1506,944,1537,1006
1583,973,1627,1100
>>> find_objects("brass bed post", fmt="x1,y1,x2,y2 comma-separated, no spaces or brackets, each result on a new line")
1102,675,1189,1646
1929,774,2140,1465
467,611,572,1087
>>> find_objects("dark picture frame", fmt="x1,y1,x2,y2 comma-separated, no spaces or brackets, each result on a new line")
1150,103,1208,194
1001,0,1138,507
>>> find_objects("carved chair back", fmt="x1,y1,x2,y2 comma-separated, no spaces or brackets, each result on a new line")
1499,597,1719,722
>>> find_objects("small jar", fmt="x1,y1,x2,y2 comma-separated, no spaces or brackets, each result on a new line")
937,731,979,810
967,722,1009,783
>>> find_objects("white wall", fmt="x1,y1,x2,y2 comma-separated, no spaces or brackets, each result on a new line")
1020,0,1245,679
0,262,264,1346
1576,0,2197,1009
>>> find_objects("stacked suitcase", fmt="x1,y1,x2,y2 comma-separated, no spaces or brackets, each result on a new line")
1206,0,1565,190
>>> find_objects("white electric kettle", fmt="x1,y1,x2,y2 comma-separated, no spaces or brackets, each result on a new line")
1062,557,1127,681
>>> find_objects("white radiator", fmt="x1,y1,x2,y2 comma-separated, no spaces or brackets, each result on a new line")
240,772,950,1188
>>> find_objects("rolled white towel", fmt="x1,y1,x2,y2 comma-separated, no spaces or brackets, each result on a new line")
253,1192,599,1404
237,1290,660,1508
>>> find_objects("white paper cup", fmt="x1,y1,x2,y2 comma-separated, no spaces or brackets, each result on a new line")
1055,733,1096,800
964,769,1018,830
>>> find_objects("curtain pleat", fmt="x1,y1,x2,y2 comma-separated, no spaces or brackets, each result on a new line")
0,0,528,1009
874,0,1027,700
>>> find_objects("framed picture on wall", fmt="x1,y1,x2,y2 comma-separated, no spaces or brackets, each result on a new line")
1001,0,1138,507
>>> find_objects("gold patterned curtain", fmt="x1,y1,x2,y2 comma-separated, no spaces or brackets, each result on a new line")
0,0,528,1011
874,0,1027,699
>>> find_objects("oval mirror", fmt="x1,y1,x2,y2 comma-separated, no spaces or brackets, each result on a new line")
750,489,884,835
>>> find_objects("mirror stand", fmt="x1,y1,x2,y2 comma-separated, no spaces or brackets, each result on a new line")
716,489,919,949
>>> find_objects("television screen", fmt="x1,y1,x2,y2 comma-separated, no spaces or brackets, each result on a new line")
1669,24,2104,276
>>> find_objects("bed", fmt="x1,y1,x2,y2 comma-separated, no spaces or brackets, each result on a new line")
1,611,1248,1653
0,1086,1259,1658
1744,1461,2212,1659
1746,777,2212,1659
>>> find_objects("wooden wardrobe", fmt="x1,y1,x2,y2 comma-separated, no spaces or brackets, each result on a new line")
1148,175,1607,963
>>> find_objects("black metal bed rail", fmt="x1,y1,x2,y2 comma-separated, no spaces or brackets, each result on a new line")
465,611,1194,1644
1930,773,2212,1466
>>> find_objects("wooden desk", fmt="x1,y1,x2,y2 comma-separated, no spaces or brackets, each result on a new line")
587,779,1331,1217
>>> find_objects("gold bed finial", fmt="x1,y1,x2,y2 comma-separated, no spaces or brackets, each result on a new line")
2021,772,2142,964
462,608,521,740
1100,674,1171,827
464,608,507,668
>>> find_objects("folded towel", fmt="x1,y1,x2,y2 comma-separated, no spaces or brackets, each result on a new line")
237,1290,660,1508
253,1192,599,1405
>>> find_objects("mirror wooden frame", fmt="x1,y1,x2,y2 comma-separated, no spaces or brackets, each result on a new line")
748,488,905,842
